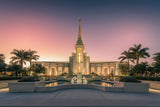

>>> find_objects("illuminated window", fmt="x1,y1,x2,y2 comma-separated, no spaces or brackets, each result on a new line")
76,48,83,63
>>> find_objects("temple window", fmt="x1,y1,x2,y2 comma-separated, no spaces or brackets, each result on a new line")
76,48,83,63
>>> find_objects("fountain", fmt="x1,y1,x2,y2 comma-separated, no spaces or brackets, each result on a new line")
71,72,88,84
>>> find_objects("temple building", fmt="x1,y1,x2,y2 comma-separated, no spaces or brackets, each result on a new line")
33,18,121,76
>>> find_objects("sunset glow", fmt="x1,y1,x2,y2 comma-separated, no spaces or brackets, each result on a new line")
0,0,160,64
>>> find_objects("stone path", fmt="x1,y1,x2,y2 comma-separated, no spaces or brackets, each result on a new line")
141,80,160,90
0,88,160,106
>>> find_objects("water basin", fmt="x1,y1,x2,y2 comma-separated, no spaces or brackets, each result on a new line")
45,81,114,87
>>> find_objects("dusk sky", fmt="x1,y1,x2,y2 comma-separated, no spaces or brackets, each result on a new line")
0,0,160,65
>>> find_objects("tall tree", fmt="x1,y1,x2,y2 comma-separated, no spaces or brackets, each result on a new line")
31,64,46,75
10,49,28,70
129,44,150,64
118,50,134,70
153,52,160,63
0,54,5,61
7,64,21,76
27,49,40,75
131,62,148,76
118,63,130,76
0,54,6,75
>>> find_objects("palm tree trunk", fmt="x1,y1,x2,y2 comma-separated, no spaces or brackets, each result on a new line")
20,60,23,76
29,60,32,76
127,59,130,70
137,57,139,64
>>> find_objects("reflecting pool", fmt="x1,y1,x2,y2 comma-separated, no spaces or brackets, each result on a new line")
45,81,114,87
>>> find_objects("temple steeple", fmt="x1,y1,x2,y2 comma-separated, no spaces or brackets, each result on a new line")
76,17,84,45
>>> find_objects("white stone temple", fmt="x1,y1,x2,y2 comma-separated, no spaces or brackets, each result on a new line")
33,18,121,76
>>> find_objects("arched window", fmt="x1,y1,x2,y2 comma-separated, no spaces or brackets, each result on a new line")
64,67,69,74
91,67,95,73
45,66,49,76
97,67,101,75
110,67,114,75
103,68,108,76
51,68,57,76
58,67,62,76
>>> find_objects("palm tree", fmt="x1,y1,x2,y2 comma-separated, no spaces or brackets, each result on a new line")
131,62,148,76
153,52,160,63
118,50,134,70
31,64,46,76
27,49,40,76
10,49,28,71
0,54,6,76
129,44,150,64
0,54,5,61
7,64,21,76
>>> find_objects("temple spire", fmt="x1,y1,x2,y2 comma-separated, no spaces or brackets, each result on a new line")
78,17,81,36
76,17,83,45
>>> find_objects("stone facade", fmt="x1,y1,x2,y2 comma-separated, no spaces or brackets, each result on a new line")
32,18,121,76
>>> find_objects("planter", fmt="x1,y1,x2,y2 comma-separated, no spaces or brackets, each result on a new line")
124,82,149,93
8,81,45,93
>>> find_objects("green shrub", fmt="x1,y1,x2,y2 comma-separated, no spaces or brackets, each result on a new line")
90,72,98,76
136,76,160,81
57,76,70,82
18,76,40,82
119,76,141,82
0,76,22,80
88,76,101,82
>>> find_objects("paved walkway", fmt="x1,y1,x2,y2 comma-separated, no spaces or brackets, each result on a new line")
0,88,160,106
141,80,160,90
0,80,17,89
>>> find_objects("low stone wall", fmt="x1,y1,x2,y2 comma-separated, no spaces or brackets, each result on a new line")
0,80,17,89
8,81,149,93
124,82,149,93
8,81,45,93
141,80,160,90
105,87,124,92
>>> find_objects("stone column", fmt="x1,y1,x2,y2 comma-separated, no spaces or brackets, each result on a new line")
116,62,119,76
95,65,97,74
56,64,59,76
49,63,51,76
62,66,65,74
108,64,110,75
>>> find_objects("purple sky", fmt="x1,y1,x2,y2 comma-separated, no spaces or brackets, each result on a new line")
0,0,160,65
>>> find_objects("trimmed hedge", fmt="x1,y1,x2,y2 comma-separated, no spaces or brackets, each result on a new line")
57,76,71,82
0,76,22,80
136,76,160,81
119,76,141,82
87,76,102,82
18,76,40,82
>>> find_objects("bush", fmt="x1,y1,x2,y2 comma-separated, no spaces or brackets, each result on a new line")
57,76,70,82
18,76,40,82
119,76,141,82
90,72,98,76
0,76,22,80
88,76,101,82
136,76,160,81
60,73,69,76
